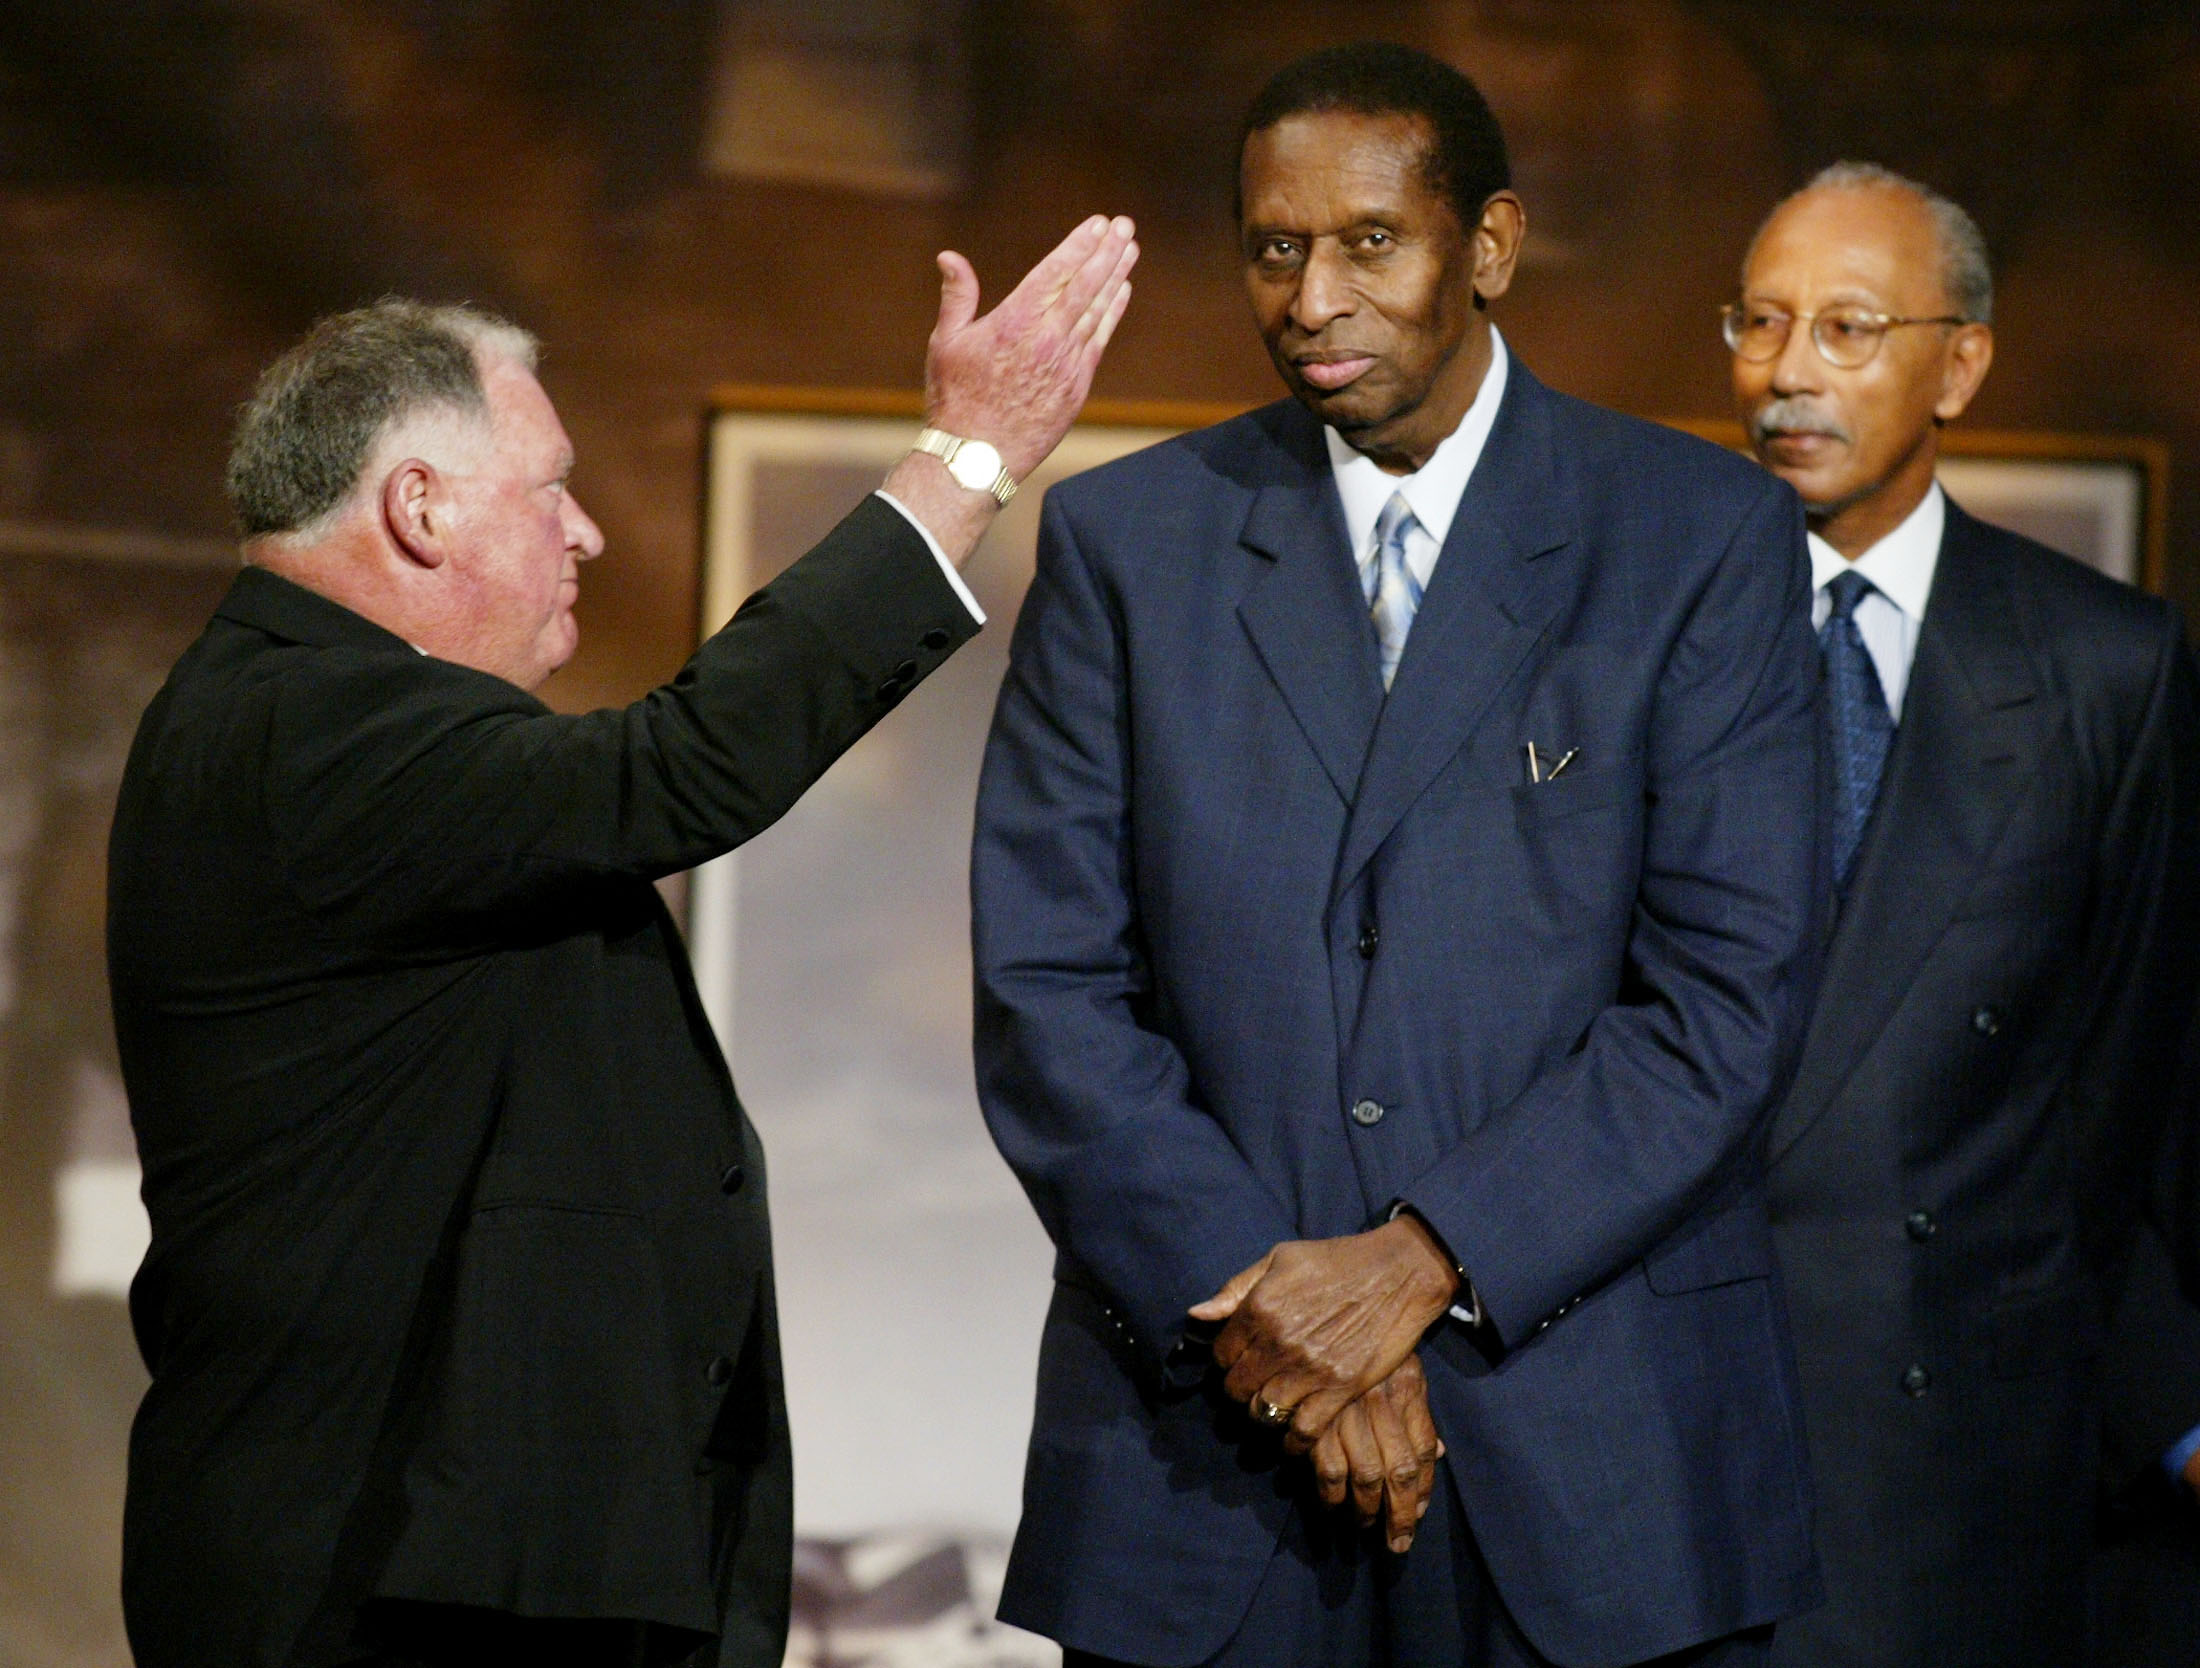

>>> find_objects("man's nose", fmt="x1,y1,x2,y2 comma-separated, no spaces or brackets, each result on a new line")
1767,316,1826,395
1288,242,1355,334
565,492,605,560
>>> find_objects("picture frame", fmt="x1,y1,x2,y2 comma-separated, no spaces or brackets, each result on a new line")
1663,419,2170,592
690,386,1232,1544
0,518,239,1667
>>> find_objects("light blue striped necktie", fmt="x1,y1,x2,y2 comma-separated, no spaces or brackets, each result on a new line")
1364,492,1424,690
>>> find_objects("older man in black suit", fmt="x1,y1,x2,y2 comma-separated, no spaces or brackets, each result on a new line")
108,217,1135,1668
1728,162,2200,1667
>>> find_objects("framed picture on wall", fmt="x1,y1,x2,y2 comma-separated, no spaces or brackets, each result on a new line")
689,387,1231,1598
1665,420,2170,591
0,517,238,1666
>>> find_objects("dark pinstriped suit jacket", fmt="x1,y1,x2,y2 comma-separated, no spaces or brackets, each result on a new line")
1764,504,2200,1668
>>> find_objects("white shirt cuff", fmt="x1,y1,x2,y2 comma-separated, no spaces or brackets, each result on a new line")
874,490,986,626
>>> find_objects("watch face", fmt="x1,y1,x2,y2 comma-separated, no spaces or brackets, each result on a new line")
948,439,1004,492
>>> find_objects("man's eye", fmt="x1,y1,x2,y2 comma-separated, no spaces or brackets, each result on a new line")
1744,310,1787,334
1821,315,1872,341
1256,240,1299,263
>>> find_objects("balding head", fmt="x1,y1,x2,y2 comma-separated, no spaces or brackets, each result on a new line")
228,299,541,546
235,299,603,690
1747,163,1992,327
1729,164,1996,558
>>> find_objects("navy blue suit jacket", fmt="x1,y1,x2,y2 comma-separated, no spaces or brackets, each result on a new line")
1764,506,2200,1668
972,362,1826,1668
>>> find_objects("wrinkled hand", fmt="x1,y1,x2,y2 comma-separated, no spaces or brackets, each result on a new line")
883,215,1136,564
926,214,1138,480
1309,1353,1444,1553
1189,1215,1458,1452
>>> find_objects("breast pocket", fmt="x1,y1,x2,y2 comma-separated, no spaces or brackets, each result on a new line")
1508,752,1646,931
1511,752,1646,822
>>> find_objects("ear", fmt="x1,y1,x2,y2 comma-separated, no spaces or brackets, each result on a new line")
1471,191,1527,305
1934,322,1994,423
379,458,448,570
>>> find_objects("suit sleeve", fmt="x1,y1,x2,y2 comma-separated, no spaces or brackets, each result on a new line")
1400,476,1826,1346
2085,619,2200,1487
2103,1210,2200,1494
971,490,1297,1372
264,494,979,943
2063,612,2200,1289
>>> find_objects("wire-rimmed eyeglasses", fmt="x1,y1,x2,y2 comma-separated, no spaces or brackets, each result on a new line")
1721,302,1967,370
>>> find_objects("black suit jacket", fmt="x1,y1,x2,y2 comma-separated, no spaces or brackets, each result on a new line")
1765,502,2200,1668
107,496,978,1668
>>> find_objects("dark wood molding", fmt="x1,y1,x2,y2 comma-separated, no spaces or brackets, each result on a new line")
707,383,1249,431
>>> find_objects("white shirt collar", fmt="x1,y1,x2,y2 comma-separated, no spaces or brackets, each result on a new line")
1807,481,1944,624
1324,327,1510,564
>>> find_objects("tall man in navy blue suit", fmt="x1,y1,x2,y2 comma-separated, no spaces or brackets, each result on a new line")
973,43,1827,1668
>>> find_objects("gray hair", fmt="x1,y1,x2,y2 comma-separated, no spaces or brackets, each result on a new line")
226,298,540,540
1755,161,1994,326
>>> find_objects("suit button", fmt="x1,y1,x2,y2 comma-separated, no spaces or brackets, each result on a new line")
875,678,904,703
921,626,952,651
1350,1098,1386,1127
1357,924,1379,959
1905,1209,1936,1242
720,1162,746,1195
1900,1364,1931,1397
1971,1006,2002,1037
894,658,920,682
706,1355,736,1386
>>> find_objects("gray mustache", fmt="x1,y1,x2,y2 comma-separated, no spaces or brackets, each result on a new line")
1749,398,1850,445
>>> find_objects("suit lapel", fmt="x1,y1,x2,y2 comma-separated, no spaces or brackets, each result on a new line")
1235,408,1387,803
1334,364,1579,896
1770,504,2054,1163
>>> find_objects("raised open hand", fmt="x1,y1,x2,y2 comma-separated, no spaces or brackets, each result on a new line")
884,216,1137,563
926,215,1138,481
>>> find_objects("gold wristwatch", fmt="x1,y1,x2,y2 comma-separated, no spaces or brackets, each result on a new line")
911,426,1018,506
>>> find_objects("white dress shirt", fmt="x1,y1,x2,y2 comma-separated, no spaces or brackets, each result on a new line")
1808,483,1943,722
1324,328,1511,594
1326,331,1511,1329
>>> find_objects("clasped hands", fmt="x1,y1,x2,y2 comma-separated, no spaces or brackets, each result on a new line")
1188,1215,1460,1554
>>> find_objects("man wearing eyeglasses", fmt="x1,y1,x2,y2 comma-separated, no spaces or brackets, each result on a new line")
1729,161,2200,1668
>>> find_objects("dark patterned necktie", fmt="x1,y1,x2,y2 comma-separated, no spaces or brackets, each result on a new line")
1820,568,1894,893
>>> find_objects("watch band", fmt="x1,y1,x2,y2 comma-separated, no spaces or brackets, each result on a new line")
912,426,1018,506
